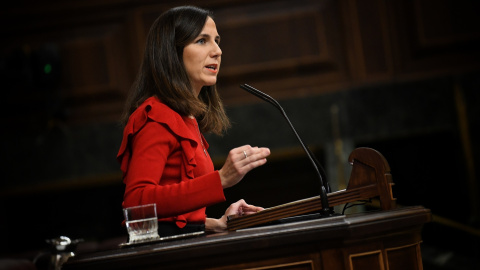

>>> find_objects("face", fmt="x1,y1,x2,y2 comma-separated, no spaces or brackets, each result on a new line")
183,17,222,96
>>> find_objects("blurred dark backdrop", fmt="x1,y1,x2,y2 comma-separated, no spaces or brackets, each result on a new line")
0,0,479,269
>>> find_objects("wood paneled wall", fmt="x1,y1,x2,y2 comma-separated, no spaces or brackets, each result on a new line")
1,0,478,124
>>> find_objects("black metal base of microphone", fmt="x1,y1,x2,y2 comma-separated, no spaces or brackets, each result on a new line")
319,207,336,218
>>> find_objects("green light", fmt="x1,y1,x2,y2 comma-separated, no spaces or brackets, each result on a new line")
44,63,52,74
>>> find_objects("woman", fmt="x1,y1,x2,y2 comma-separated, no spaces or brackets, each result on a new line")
117,5,270,235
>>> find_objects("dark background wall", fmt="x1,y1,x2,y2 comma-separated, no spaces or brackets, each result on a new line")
0,0,479,269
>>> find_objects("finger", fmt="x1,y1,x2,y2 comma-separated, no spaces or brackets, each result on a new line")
239,201,260,210
240,157,268,172
233,146,252,162
225,200,246,216
240,150,248,161
240,205,263,215
238,147,269,166
236,199,247,205
242,206,263,213
231,199,247,208
245,147,270,160
240,146,255,160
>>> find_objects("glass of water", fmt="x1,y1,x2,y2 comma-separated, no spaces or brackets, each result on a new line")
123,203,159,243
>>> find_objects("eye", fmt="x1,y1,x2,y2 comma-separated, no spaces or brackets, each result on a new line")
195,38,206,44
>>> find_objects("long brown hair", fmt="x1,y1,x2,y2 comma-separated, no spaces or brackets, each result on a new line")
121,6,230,134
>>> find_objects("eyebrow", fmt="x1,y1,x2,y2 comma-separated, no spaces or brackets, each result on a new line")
198,33,221,41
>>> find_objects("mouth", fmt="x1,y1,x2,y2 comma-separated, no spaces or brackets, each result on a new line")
205,64,219,73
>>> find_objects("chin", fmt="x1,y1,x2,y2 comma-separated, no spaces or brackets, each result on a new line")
204,81,217,87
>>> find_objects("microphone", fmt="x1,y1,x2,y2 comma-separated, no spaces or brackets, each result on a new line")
240,84,334,217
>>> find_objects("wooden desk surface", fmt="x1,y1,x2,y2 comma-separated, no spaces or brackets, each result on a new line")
63,206,431,270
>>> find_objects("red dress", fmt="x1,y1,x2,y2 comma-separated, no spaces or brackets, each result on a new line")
117,97,226,228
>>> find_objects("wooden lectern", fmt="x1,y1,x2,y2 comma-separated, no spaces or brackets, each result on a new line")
227,147,397,230
63,148,431,270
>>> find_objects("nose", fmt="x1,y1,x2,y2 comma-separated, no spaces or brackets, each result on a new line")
211,43,222,58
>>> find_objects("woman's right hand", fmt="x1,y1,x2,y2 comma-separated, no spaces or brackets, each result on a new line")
206,199,264,232
218,145,270,188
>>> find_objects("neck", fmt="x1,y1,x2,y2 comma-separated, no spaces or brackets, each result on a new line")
192,84,202,97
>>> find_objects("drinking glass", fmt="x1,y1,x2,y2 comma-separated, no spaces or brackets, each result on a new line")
123,203,159,243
